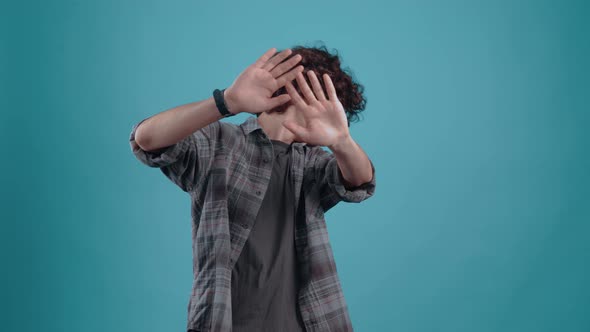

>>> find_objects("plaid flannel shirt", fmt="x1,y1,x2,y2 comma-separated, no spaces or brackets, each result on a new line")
129,115,376,331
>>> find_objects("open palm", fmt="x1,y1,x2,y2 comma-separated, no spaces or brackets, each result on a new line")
282,70,350,147
225,48,304,115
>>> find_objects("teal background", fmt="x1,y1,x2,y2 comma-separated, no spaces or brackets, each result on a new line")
2,0,589,331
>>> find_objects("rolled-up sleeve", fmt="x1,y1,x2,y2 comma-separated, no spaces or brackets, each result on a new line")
308,147,376,212
129,116,218,192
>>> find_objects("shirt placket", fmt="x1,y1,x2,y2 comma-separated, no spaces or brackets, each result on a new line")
228,131,274,267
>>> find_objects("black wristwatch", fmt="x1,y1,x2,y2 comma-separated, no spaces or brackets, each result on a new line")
213,88,236,118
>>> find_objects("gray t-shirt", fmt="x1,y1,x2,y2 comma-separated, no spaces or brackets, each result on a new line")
231,139,306,332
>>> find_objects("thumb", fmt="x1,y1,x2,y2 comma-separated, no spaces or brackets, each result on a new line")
282,120,309,142
268,94,291,109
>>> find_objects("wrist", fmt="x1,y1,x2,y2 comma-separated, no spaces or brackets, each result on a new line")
223,87,240,115
328,134,354,153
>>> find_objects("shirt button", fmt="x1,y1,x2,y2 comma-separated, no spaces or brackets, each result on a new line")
241,223,249,228
263,158,268,163
256,190,261,195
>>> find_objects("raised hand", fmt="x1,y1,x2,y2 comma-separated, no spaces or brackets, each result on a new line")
224,47,304,115
282,70,351,148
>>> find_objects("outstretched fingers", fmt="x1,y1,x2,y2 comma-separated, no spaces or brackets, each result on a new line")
270,54,302,79
307,70,327,101
323,73,339,101
253,47,278,68
275,65,304,89
268,93,292,109
262,49,292,72
296,71,318,105
285,80,307,107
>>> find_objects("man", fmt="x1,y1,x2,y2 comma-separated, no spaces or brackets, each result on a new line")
129,46,376,332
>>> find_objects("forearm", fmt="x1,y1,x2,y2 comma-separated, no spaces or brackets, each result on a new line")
328,135,374,188
134,96,224,152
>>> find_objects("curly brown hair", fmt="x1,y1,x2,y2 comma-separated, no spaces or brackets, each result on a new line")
258,43,367,127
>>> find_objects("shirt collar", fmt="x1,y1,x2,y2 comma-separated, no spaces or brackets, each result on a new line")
239,116,309,147
239,116,262,136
